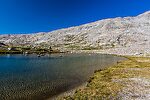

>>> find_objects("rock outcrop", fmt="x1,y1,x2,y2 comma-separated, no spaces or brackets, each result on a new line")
0,11,150,55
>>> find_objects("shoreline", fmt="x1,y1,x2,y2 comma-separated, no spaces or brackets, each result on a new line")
0,52,126,100
59,56,150,100
49,82,88,100
48,53,127,100
1,52,149,99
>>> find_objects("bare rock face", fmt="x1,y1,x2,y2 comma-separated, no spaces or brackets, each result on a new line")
0,11,150,55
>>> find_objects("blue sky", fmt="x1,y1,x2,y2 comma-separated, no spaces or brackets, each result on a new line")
0,0,150,34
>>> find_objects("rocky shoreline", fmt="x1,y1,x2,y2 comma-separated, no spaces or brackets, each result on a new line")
46,53,126,100
57,56,150,100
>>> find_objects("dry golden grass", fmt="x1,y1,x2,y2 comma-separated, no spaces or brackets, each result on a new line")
60,56,150,100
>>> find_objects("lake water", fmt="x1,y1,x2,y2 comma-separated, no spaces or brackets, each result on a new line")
0,53,125,100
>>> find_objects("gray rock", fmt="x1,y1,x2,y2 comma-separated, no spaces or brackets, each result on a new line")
0,11,150,55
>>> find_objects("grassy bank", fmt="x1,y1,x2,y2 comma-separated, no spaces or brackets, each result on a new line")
0,50,22,54
60,56,150,100
0,47,63,54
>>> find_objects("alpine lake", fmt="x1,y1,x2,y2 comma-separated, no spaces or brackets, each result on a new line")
0,53,125,100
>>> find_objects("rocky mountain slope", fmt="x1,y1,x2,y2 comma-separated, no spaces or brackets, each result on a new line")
0,11,150,55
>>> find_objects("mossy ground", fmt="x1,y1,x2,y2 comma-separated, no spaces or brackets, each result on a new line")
60,56,150,100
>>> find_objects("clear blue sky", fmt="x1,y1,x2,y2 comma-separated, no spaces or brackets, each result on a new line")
0,0,150,34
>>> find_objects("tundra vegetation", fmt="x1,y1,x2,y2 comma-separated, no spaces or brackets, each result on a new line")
59,57,150,100
0,42,61,54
